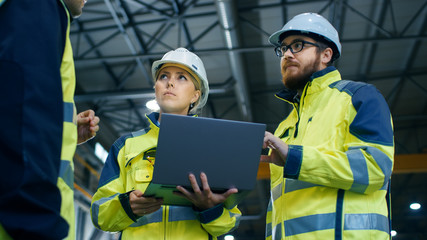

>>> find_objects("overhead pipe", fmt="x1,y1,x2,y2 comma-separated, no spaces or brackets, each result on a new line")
75,78,235,103
215,0,253,121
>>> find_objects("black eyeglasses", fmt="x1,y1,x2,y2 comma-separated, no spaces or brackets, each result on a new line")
274,40,320,57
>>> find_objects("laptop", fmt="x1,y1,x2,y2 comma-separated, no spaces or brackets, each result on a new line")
143,113,266,208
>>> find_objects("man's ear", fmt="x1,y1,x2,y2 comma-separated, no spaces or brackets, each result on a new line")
321,48,333,64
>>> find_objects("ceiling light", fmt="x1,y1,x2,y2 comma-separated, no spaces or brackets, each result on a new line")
146,99,160,111
410,202,421,210
95,142,108,163
391,230,397,237
224,235,235,240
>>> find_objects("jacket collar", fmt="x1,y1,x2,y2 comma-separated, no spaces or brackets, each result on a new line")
147,112,161,128
275,66,341,103
146,112,198,129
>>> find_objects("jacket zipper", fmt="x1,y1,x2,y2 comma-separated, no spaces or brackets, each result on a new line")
293,83,310,138
293,103,300,138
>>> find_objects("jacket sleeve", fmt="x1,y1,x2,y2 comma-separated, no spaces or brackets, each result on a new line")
197,203,242,237
283,84,394,194
90,137,136,231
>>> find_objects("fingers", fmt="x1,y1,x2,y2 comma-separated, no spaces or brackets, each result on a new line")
80,109,95,118
263,131,274,149
175,173,201,202
89,118,100,134
223,188,238,199
175,185,191,200
78,110,98,123
133,203,162,216
77,115,90,124
133,189,143,197
129,191,163,216
175,172,239,210
260,154,272,163
188,173,201,193
200,172,211,193
78,110,100,135
91,116,100,127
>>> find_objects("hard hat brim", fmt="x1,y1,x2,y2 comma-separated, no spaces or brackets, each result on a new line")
268,29,287,47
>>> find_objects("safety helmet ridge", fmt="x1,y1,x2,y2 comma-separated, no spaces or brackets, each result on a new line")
269,12,342,61
152,48,210,112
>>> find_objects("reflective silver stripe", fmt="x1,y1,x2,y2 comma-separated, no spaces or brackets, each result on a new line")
284,178,319,193
59,160,73,189
265,222,272,238
272,182,282,201
132,128,148,137
270,213,389,237
63,101,74,123
272,222,282,240
267,198,273,211
284,213,335,236
130,212,163,227
229,211,241,220
347,147,369,193
91,193,119,229
347,146,393,192
130,207,163,227
344,213,389,233
168,206,197,222
228,211,242,232
266,198,273,238
365,147,393,190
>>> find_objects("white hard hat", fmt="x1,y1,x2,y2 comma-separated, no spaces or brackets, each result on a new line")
269,12,342,61
152,48,210,112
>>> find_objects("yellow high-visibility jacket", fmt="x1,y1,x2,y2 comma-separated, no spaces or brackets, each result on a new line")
58,1,78,239
91,112,241,240
266,67,394,240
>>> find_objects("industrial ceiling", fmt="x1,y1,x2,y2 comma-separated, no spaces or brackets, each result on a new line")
70,0,427,239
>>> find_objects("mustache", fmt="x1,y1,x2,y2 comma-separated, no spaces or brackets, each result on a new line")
283,60,299,68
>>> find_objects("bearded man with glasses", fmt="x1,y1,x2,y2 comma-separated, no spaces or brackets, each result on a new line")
261,13,394,240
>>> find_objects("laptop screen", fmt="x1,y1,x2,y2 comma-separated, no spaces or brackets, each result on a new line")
144,113,266,207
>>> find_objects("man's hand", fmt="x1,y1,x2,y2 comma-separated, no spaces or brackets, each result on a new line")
129,190,163,216
260,131,289,167
77,109,100,144
175,172,238,210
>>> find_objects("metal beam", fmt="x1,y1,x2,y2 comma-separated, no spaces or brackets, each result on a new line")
104,0,153,87
389,12,427,113
73,34,427,63
393,154,427,174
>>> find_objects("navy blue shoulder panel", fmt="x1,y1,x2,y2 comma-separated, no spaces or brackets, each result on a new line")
329,80,365,96
330,80,394,146
97,133,133,188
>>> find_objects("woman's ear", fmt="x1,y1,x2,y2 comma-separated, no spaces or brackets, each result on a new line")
191,90,201,105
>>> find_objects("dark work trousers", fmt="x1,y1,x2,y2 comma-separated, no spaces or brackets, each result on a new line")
0,0,69,239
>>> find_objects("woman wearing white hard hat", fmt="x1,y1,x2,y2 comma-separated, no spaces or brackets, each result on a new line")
90,48,241,239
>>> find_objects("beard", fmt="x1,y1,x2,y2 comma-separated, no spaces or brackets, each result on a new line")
281,56,321,91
